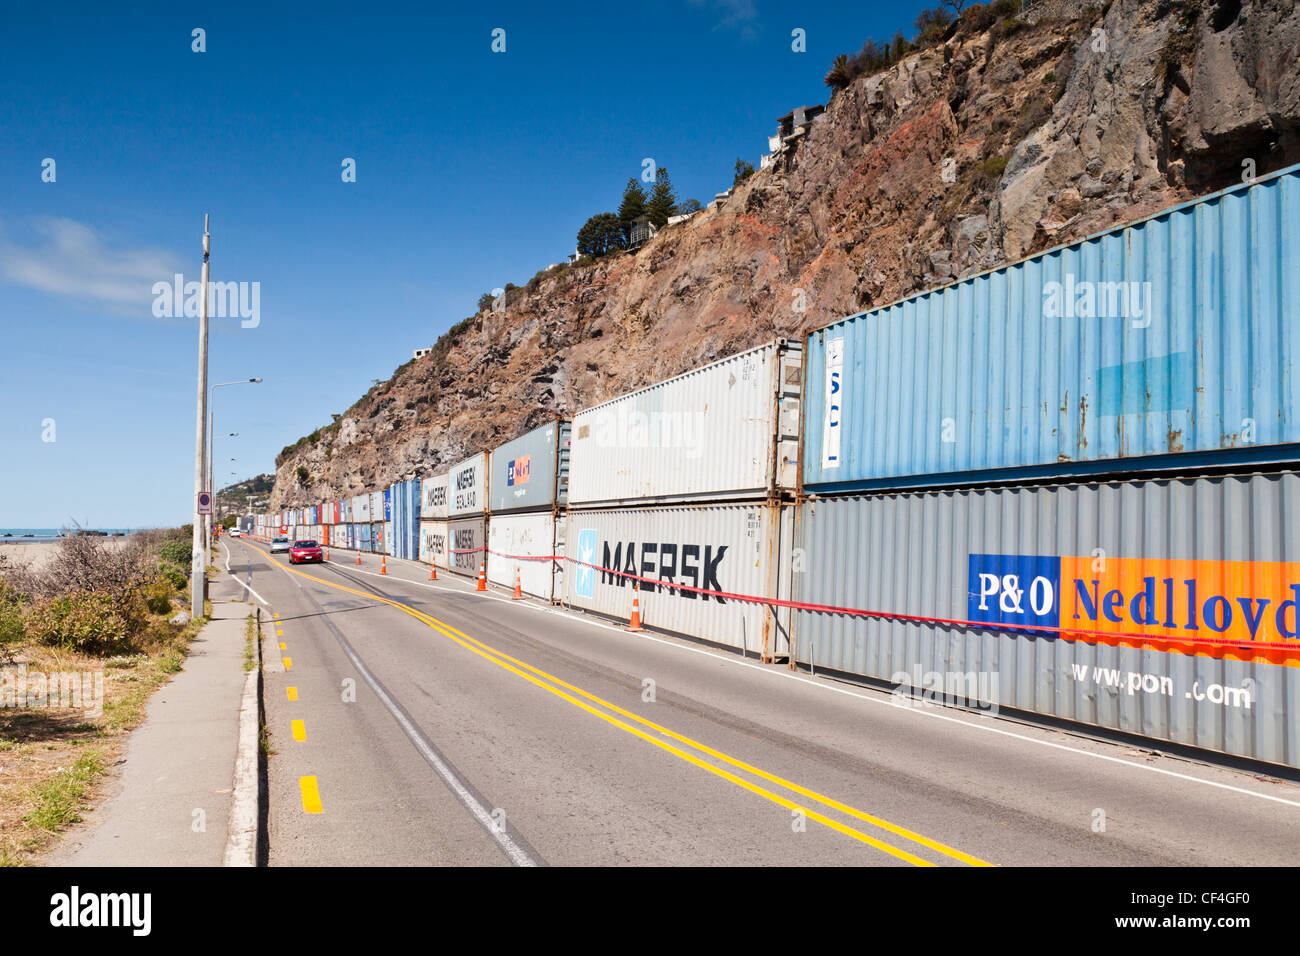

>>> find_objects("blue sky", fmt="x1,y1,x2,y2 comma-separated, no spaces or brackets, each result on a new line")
0,0,933,528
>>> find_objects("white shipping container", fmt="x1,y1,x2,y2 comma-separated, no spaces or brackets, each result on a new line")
487,511,565,601
447,516,487,576
564,502,793,659
352,494,371,523
569,340,802,507
421,473,450,520
419,520,450,569
449,452,489,517
369,491,385,522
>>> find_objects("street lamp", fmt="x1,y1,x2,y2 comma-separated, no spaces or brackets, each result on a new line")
206,378,262,555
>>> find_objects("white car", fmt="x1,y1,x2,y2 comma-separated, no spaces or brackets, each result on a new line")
270,536,291,554
229,528,241,538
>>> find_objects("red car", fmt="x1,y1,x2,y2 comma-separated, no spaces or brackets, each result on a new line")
289,539,323,564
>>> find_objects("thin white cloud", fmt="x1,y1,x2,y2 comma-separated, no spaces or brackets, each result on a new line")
689,0,760,37
0,217,181,309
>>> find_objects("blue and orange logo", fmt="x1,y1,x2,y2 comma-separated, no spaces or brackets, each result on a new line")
968,554,1300,657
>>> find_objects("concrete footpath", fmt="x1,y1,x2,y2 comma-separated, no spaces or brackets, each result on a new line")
47,579,258,867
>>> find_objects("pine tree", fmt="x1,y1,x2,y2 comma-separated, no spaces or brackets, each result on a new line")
646,168,677,229
617,178,647,237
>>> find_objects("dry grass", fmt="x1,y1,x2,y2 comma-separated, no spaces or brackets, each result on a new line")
0,611,204,866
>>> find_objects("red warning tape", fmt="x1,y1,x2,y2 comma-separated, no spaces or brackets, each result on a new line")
440,546,1298,656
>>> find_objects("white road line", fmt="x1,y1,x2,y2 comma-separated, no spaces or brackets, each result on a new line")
324,552,1300,810
220,540,269,605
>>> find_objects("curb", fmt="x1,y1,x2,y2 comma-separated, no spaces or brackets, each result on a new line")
222,604,265,866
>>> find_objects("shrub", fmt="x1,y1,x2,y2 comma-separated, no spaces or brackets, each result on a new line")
158,562,188,593
143,579,174,615
158,539,191,567
26,592,131,654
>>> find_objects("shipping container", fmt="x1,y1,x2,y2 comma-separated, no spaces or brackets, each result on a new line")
487,511,565,601
370,522,385,554
569,340,803,507
447,516,487,576
449,453,489,518
369,492,385,524
352,494,371,523
803,164,1300,492
387,478,421,560
384,488,392,522
384,521,394,555
422,472,449,520
419,520,450,569
793,470,1300,769
564,502,794,659
489,420,572,515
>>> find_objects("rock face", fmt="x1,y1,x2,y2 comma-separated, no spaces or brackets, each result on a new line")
269,0,1300,509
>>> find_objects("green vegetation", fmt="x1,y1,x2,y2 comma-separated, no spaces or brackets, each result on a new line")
577,212,627,257
733,159,755,188
617,178,647,240
646,168,678,228
23,752,105,832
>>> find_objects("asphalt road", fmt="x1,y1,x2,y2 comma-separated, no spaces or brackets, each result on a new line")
222,537,1300,867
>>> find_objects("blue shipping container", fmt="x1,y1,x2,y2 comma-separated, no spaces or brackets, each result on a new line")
803,164,1300,491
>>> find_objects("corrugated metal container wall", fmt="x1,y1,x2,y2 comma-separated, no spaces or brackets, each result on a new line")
384,488,392,522
569,341,803,507
422,473,449,520
352,494,371,523
449,453,489,517
487,511,563,601
384,521,394,556
419,520,450,569
320,525,330,547
358,522,371,551
793,471,1300,769
447,517,487,576
803,165,1300,492
565,503,794,659
369,492,385,524
489,421,571,514
402,479,420,559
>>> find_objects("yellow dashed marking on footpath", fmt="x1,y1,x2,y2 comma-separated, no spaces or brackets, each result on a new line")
299,776,323,813
279,642,286,650
283,656,292,671
286,687,298,701
292,719,306,742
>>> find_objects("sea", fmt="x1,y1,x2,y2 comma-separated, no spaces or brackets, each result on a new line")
0,528,137,542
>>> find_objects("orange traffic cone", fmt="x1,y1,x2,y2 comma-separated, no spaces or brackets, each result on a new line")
356,551,361,566
627,583,644,632
476,562,487,592
512,567,523,600
429,564,437,580
324,547,329,561
381,555,387,575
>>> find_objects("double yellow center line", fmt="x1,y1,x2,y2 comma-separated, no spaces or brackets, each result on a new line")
267,551,992,866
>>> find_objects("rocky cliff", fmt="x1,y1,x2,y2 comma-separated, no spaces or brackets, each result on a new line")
269,0,1300,509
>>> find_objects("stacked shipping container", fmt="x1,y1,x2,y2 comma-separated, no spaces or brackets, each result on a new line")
793,163,1300,767
565,340,803,659
486,420,571,600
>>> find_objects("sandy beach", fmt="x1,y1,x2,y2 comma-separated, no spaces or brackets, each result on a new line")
0,537,131,571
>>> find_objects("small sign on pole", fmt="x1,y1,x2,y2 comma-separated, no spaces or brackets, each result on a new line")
197,491,212,515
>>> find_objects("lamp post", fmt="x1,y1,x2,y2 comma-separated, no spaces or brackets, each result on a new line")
190,215,211,620
205,378,261,556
